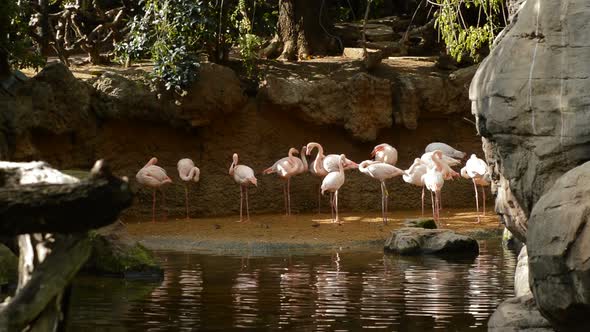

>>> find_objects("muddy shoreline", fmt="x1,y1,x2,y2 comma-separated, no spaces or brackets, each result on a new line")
125,209,503,255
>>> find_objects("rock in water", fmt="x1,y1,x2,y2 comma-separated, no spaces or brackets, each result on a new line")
403,218,437,229
528,162,590,330
384,228,478,255
84,222,163,280
488,295,553,332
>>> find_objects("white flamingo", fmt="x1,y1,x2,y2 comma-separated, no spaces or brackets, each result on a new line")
306,142,329,214
321,154,347,224
136,157,172,222
359,160,406,224
461,154,490,223
425,142,466,159
422,150,445,226
229,153,257,222
177,158,200,219
402,158,428,216
263,147,306,216
371,143,398,165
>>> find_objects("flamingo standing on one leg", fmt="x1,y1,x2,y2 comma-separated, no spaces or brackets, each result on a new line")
422,151,445,226
425,142,466,160
461,154,490,223
229,153,257,222
177,158,200,219
359,160,406,225
263,147,306,216
421,151,460,210
321,154,347,224
136,157,172,222
402,158,428,216
306,142,329,214
371,143,398,165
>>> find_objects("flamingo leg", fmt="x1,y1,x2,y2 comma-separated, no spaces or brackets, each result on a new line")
482,185,486,216
330,192,335,221
287,178,291,216
239,185,244,222
318,184,321,214
435,191,441,225
421,186,425,217
283,182,288,216
430,190,436,224
384,182,389,225
335,190,340,224
162,190,167,221
472,178,480,223
246,185,250,221
185,184,189,219
152,189,156,223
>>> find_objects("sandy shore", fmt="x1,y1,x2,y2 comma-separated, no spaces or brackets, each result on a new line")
124,208,502,254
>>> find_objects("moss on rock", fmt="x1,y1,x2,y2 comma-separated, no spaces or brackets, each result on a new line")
0,244,18,287
403,218,437,229
84,224,163,279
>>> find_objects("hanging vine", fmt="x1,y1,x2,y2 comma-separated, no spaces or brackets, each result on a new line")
430,0,506,62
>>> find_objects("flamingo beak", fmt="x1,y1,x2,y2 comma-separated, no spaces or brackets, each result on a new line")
346,160,359,169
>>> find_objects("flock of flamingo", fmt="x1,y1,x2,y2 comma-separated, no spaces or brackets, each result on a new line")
135,142,491,226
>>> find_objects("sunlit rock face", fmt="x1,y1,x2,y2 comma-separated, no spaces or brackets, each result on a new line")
528,162,590,330
470,0,590,241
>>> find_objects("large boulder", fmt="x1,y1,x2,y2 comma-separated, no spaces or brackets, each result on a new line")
528,162,590,330
260,71,392,141
14,63,93,135
470,0,590,241
93,63,247,127
384,228,479,255
488,295,553,332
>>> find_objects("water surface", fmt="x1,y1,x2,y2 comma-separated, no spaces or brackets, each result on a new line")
67,240,515,331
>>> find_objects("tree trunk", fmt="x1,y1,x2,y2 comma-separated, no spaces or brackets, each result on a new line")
39,0,51,57
270,0,334,61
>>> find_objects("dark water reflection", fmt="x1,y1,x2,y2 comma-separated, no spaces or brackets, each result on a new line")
67,240,515,331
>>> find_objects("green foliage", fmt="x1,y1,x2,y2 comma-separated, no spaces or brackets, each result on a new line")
433,0,506,62
231,0,263,77
116,0,218,94
0,0,45,70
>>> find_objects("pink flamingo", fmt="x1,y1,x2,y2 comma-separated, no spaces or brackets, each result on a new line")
136,157,172,222
306,142,329,213
371,143,398,165
263,147,306,216
229,153,257,222
421,150,445,226
402,158,428,216
461,154,490,223
425,142,466,160
359,160,407,224
177,158,200,219
321,154,347,224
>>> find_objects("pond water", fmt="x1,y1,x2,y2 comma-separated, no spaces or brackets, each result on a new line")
66,240,516,331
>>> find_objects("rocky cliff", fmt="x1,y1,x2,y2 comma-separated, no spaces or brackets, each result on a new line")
470,0,590,330
1,56,482,218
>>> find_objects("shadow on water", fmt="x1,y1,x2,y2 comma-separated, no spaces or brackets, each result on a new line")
66,239,516,331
